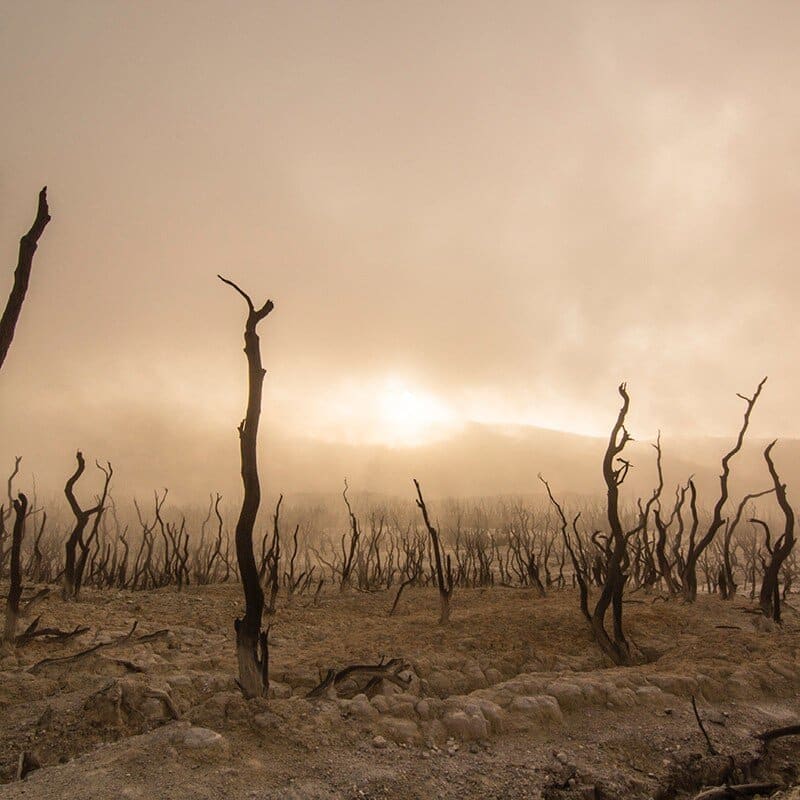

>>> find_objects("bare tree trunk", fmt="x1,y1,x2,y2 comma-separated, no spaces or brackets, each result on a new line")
340,479,360,591
3,493,27,642
0,457,22,575
680,378,766,601
219,274,274,699
62,452,107,600
589,383,635,666
413,479,453,625
757,442,795,622
74,462,112,599
0,188,50,372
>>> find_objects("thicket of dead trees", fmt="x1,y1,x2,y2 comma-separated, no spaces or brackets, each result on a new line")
1,188,797,692
2,378,796,670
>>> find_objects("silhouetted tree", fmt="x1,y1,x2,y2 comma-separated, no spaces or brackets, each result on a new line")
754,441,795,622
219,274,274,699
340,479,360,591
413,478,453,624
63,452,111,599
3,493,27,642
0,188,50,372
680,378,766,601
589,383,638,665
542,384,641,666
0,456,22,574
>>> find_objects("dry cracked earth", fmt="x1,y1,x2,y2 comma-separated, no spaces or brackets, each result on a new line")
0,585,798,800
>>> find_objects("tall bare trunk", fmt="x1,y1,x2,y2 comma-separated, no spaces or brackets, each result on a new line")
219,275,274,699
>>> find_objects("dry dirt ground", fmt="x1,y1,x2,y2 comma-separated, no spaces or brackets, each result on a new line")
0,585,799,799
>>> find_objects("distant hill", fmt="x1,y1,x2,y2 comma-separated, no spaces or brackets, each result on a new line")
3,409,798,508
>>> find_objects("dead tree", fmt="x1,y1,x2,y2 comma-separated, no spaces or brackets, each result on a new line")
0,456,22,575
0,188,51,372
283,523,310,601
754,441,795,622
654,483,687,595
73,462,113,598
680,378,766,601
3,493,27,642
219,274,273,699
196,493,225,584
543,385,640,665
540,476,591,619
62,452,110,600
340,479,360,590
413,478,453,624
265,494,282,614
388,528,425,615
718,487,774,599
590,383,638,665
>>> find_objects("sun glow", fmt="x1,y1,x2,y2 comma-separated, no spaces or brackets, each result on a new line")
376,377,457,446
280,374,611,449
288,375,460,447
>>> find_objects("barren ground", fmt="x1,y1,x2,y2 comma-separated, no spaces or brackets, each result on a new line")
1,585,799,799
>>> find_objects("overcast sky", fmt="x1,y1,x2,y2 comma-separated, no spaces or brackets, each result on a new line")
2,1,799,496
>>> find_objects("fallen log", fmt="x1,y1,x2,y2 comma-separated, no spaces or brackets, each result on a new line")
15,617,90,648
307,657,411,699
28,622,138,673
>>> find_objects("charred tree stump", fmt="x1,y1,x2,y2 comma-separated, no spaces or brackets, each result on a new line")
219,274,274,699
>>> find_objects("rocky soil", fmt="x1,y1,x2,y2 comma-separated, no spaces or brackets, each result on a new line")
0,585,798,799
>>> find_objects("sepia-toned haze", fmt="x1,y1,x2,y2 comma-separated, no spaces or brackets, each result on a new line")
2,1,800,501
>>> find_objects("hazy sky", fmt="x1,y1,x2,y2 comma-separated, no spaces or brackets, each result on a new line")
2,1,800,496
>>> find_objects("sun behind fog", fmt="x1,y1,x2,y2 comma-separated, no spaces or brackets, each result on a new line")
375,377,457,446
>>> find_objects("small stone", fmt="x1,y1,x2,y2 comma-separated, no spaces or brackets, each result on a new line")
267,681,292,699
484,668,503,684
372,735,388,749
253,712,280,730
175,726,228,755
377,716,420,744
555,751,569,765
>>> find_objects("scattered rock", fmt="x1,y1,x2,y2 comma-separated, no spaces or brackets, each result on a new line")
376,716,420,744
442,709,488,741
172,725,228,755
